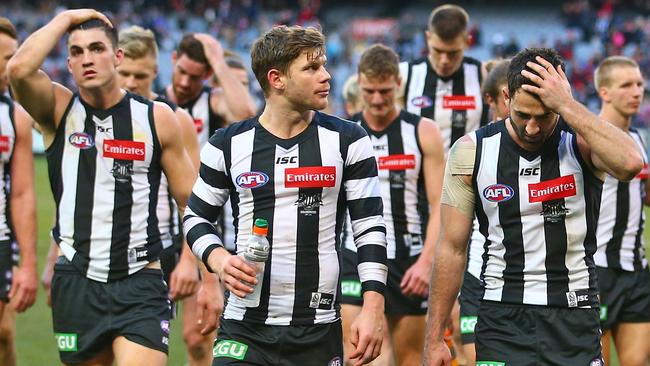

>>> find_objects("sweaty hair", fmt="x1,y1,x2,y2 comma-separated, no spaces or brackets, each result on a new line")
177,33,209,66
428,4,469,41
251,25,325,95
483,60,510,101
118,25,158,60
358,43,400,81
594,56,639,90
508,48,564,96
68,18,118,49
0,18,17,40
342,74,360,107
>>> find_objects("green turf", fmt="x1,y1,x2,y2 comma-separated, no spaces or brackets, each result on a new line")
14,156,645,365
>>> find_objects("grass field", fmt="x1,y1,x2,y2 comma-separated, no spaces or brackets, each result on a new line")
13,156,643,365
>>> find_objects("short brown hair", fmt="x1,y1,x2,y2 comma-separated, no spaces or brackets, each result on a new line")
177,33,208,66
428,4,469,41
358,43,400,81
251,25,325,95
119,25,158,60
482,59,510,100
0,18,17,40
69,18,118,49
594,56,639,89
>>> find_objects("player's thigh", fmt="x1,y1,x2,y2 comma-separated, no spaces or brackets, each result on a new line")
387,314,425,363
64,348,114,366
112,336,167,366
612,322,650,365
462,343,476,366
601,330,611,366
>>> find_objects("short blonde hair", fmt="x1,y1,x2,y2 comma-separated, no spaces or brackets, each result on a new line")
118,25,158,60
0,18,17,40
594,56,639,89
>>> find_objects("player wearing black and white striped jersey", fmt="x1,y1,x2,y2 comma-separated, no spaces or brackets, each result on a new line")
398,4,488,153
8,10,220,365
423,48,643,366
183,25,387,366
339,44,444,366
593,56,650,366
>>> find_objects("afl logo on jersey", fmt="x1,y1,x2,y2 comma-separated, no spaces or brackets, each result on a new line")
68,132,94,149
410,95,433,108
483,184,514,202
236,171,269,189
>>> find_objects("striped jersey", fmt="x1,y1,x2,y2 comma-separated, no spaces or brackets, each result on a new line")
400,57,488,152
0,94,15,242
471,119,602,308
343,110,428,259
48,92,166,282
184,111,388,325
177,85,226,147
595,128,648,271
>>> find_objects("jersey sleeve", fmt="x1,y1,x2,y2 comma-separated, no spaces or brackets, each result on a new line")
441,135,476,219
343,126,388,295
398,61,409,99
183,130,231,269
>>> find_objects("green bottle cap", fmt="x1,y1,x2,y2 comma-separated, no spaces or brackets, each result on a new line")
254,218,268,228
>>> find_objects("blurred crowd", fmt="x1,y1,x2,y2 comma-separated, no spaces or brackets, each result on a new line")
3,0,650,126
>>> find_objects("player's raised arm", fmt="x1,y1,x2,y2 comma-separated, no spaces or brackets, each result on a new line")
8,9,111,136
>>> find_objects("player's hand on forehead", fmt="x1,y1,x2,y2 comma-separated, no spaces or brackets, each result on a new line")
62,8,113,28
193,33,224,59
520,55,573,112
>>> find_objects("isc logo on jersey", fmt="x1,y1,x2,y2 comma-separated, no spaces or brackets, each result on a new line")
285,166,336,188
236,171,269,189
483,184,514,202
103,139,146,161
68,132,94,149
411,95,433,108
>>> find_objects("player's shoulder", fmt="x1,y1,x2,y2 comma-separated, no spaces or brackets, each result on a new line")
314,111,368,141
462,56,482,67
207,116,258,146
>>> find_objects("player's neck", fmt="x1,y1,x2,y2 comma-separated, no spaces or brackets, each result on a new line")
78,82,125,110
167,84,201,106
259,99,314,140
363,107,400,132
599,107,632,131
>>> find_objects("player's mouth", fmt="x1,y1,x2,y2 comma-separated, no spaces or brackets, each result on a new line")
83,70,97,77
316,89,329,97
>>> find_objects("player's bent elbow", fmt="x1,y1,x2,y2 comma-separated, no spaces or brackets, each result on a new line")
6,58,31,82
617,154,644,182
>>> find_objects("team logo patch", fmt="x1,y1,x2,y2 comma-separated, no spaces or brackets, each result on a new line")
460,316,478,334
528,175,576,203
213,340,248,360
410,95,433,108
328,356,343,366
236,171,269,189
378,154,416,170
483,184,514,202
443,95,476,110
566,290,591,308
0,136,10,153
285,166,336,188
637,163,649,180
68,132,94,149
55,333,78,352
309,292,334,310
341,280,362,298
193,118,204,133
590,358,604,366
600,305,608,321
103,139,146,161
295,193,323,216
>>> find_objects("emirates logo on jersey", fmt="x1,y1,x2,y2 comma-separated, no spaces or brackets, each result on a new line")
0,136,10,153
103,140,146,161
636,163,649,180
285,166,336,188
443,95,476,110
528,175,576,203
410,95,433,108
378,154,416,170
193,118,204,133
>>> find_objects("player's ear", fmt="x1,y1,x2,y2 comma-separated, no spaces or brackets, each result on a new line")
267,68,285,92
502,86,510,104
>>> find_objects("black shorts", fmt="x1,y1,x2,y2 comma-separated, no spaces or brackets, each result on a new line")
458,271,484,345
340,248,427,315
0,241,13,302
212,319,343,365
475,301,603,366
51,257,171,364
597,266,650,331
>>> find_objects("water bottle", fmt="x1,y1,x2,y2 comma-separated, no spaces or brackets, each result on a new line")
236,218,270,308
